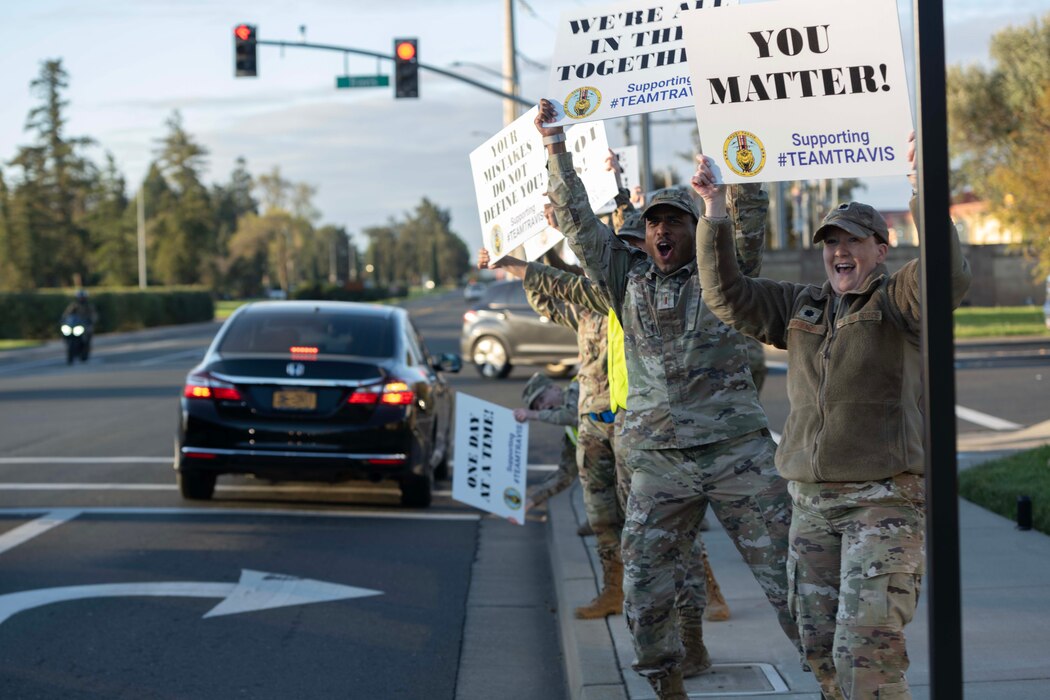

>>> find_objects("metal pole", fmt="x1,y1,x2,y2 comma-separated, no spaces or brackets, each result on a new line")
137,188,146,289
639,113,653,195
503,0,521,126
915,0,964,697
256,39,533,107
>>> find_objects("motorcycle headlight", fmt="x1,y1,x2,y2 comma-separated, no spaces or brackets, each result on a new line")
61,325,72,336
73,325,85,337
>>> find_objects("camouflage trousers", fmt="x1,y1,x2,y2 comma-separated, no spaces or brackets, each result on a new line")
578,415,624,563
622,429,797,678
613,412,708,619
788,474,925,700
527,434,577,509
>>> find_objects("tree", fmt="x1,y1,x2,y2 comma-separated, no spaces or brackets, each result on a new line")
948,13,1050,277
6,59,97,287
87,153,137,286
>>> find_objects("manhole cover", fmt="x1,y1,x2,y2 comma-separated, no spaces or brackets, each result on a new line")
684,663,789,696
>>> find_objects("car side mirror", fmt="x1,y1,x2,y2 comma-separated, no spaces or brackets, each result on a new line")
434,353,462,373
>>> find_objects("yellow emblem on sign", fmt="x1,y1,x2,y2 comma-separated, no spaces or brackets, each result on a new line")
564,87,602,120
723,130,766,178
504,487,523,510
491,225,503,255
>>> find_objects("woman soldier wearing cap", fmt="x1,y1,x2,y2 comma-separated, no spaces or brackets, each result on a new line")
694,135,971,700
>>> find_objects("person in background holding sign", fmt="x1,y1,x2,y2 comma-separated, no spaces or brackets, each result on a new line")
694,135,971,700
513,372,580,517
533,99,798,700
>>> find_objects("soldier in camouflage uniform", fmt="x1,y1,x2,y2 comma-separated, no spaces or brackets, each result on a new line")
694,138,971,699
515,372,579,512
480,244,626,619
534,101,797,700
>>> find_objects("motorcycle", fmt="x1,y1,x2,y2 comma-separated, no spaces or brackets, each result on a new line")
60,314,93,364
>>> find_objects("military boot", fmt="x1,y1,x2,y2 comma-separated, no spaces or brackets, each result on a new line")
574,557,623,619
680,617,712,678
702,553,730,622
648,671,687,700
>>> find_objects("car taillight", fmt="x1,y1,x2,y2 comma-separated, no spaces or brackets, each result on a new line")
183,372,244,401
347,381,415,406
463,310,478,323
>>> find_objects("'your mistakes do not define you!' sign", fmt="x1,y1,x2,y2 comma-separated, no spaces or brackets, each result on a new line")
469,107,617,262
544,0,738,127
680,0,913,184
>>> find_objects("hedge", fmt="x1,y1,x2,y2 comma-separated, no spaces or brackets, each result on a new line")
0,289,214,340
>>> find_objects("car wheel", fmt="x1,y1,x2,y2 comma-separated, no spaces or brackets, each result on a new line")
472,335,512,379
178,471,217,500
545,363,576,378
434,445,451,481
400,472,433,508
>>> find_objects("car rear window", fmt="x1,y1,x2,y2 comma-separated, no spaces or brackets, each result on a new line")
218,310,395,358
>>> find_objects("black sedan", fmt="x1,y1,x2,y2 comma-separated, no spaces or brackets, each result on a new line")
175,301,461,507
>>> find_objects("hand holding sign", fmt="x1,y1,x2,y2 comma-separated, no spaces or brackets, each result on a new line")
690,154,727,219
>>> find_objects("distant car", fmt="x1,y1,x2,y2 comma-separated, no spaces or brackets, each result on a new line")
175,301,461,507
463,282,487,302
460,279,579,379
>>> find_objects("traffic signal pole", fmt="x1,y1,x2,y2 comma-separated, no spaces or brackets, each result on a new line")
252,39,533,107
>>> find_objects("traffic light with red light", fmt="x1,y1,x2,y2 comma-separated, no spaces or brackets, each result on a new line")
234,24,257,77
394,38,418,98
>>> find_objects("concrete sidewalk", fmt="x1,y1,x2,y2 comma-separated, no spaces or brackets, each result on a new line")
545,424,1050,699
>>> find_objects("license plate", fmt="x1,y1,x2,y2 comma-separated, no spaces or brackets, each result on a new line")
272,390,317,410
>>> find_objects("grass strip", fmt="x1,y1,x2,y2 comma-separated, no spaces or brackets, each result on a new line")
959,445,1050,534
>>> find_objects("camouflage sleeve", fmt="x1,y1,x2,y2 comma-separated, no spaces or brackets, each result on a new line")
524,261,610,315
526,435,578,507
546,152,640,320
726,182,768,278
525,285,582,332
535,382,579,426
696,216,806,350
885,195,972,335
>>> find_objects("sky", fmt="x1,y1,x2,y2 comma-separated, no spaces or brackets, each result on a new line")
0,0,1046,255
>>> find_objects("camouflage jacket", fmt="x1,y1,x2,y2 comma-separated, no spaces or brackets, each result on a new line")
697,197,972,483
546,151,769,451
534,381,579,427
524,267,610,415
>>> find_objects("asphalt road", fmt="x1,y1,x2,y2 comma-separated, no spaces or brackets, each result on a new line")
0,292,567,700
0,289,1045,699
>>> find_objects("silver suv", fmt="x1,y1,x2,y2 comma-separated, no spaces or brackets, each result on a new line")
460,280,579,379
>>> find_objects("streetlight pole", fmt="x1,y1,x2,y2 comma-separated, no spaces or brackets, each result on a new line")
503,0,521,126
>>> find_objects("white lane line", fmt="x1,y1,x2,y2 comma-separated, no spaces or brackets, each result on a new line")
955,406,1022,431
0,509,80,556
0,483,453,497
134,348,203,366
0,507,479,521
0,457,172,465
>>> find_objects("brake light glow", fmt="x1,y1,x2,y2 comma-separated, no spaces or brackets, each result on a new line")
290,346,319,355
367,458,406,466
347,380,415,406
381,381,414,405
183,372,244,402
463,310,478,323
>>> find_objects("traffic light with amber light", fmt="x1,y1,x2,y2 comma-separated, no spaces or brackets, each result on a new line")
234,24,257,77
394,38,418,98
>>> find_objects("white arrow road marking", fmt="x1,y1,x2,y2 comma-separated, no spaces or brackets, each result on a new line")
0,569,382,625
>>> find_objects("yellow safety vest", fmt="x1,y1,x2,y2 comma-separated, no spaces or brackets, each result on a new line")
607,310,628,413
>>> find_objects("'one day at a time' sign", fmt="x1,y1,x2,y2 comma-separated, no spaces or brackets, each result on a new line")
452,394,529,524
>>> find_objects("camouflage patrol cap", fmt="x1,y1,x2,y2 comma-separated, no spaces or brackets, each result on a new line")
616,211,645,241
522,372,554,409
640,187,700,222
814,202,889,245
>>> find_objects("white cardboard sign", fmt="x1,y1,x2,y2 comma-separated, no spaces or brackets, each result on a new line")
544,0,737,127
469,109,618,262
452,394,529,524
680,0,913,183
597,144,639,214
